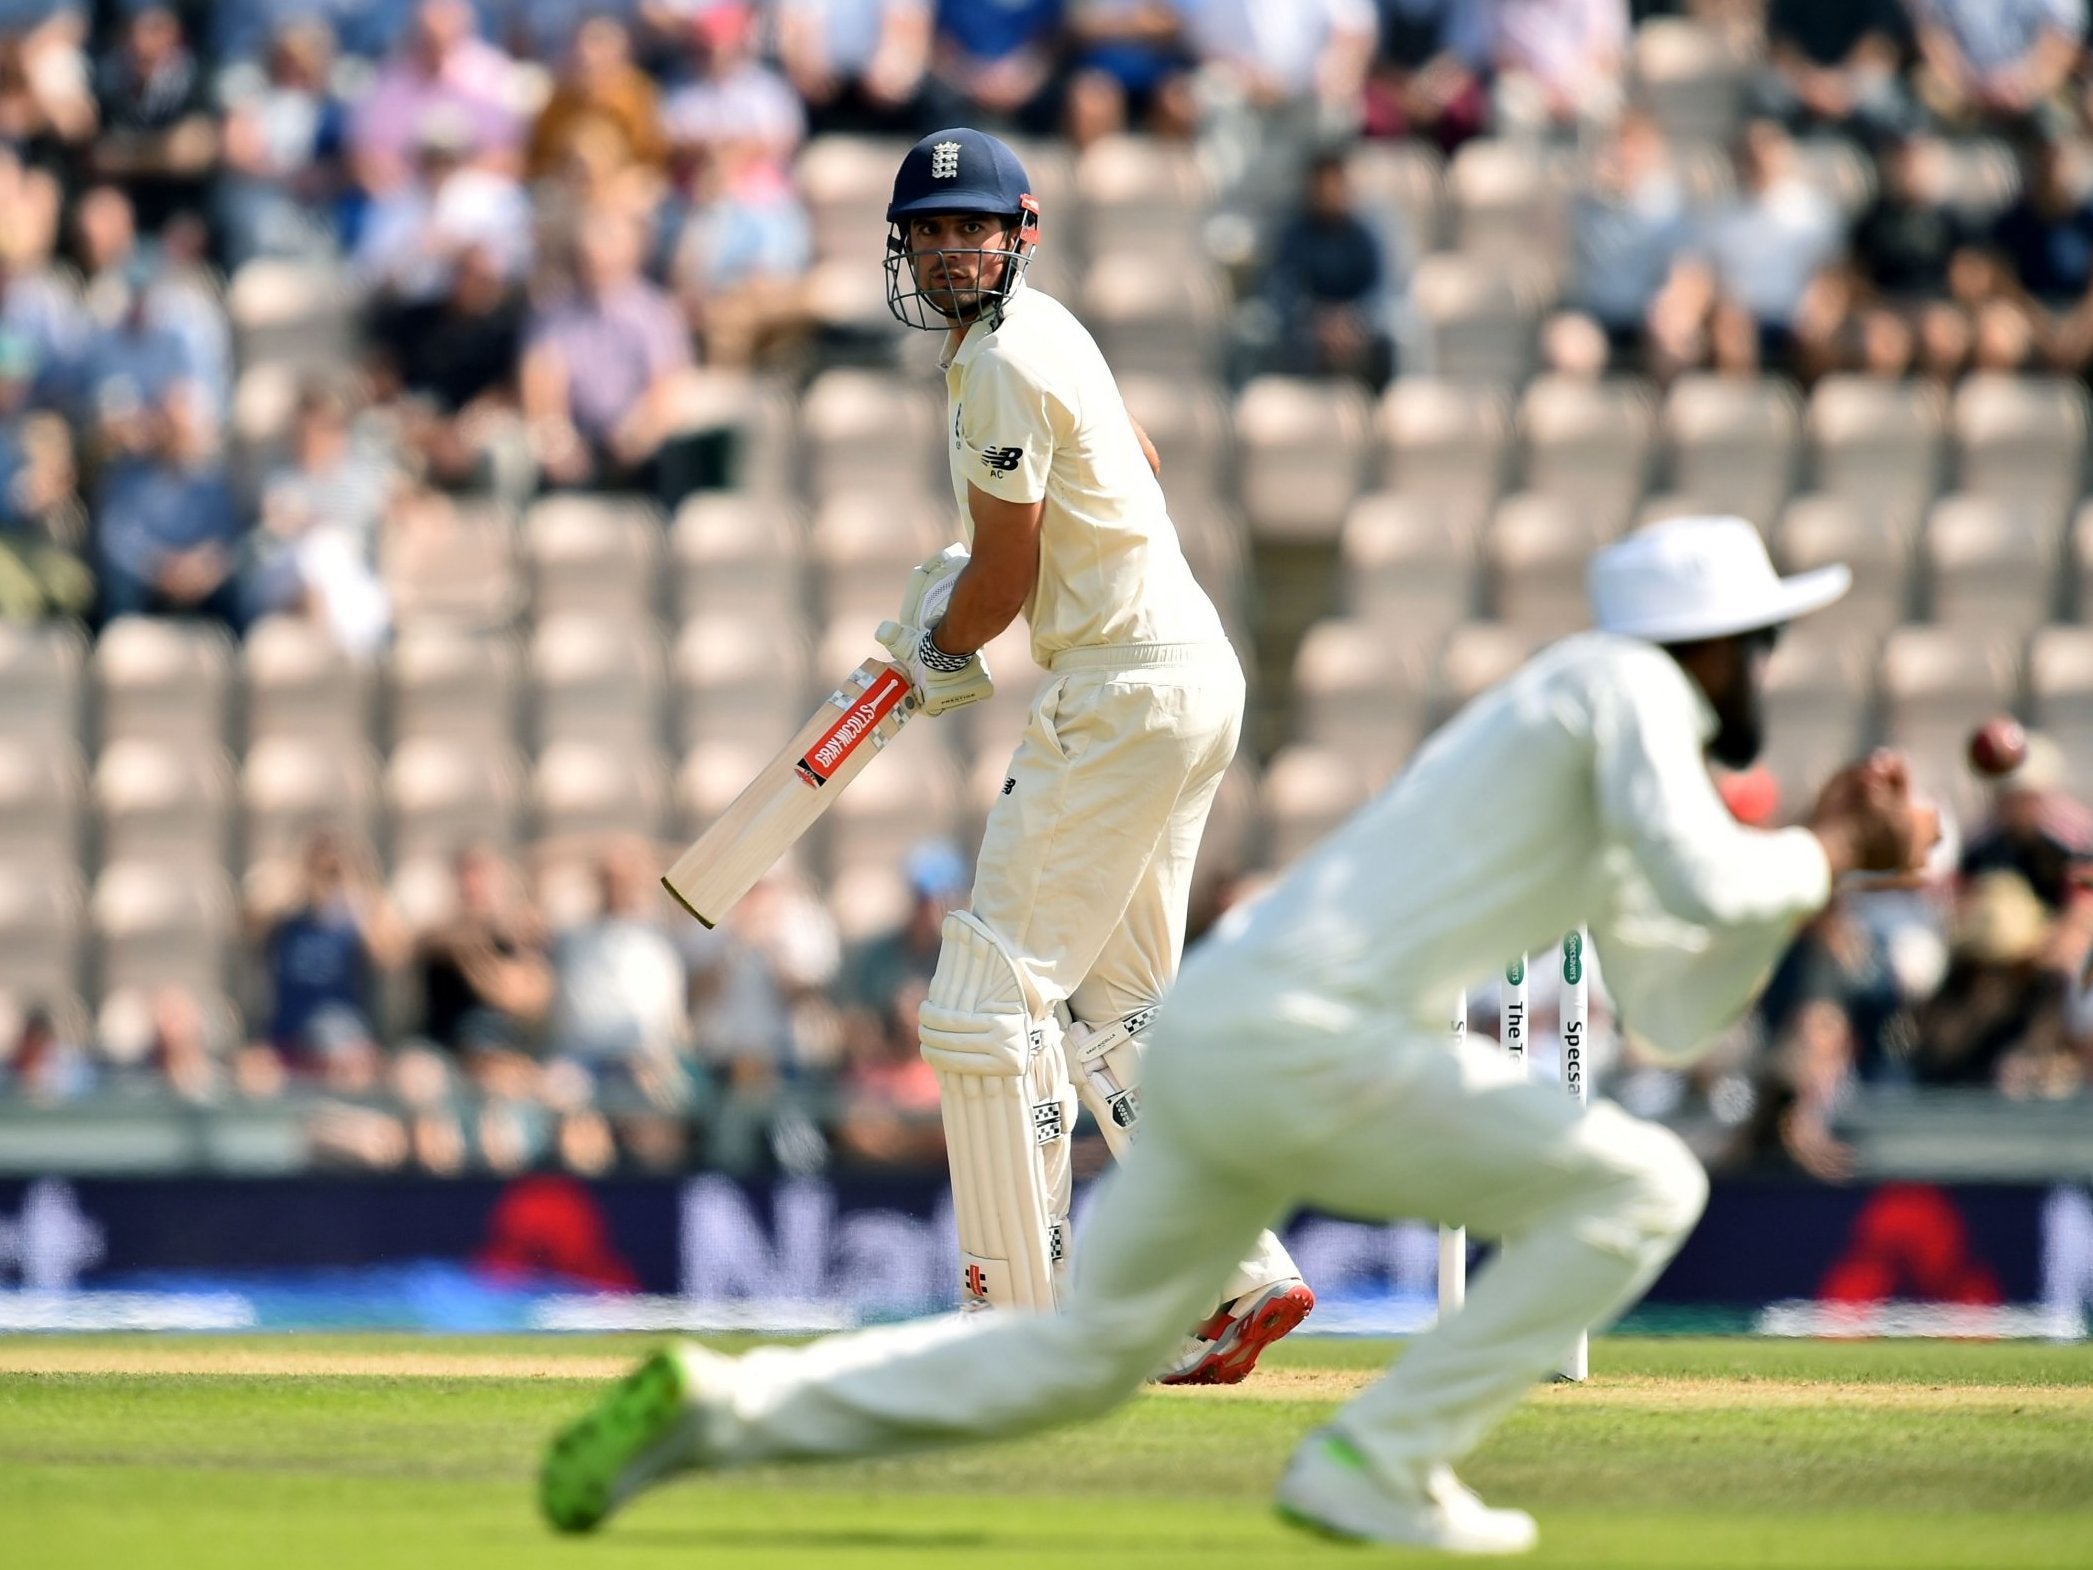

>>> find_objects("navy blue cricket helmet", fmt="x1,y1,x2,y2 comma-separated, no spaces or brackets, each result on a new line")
884,127,1040,331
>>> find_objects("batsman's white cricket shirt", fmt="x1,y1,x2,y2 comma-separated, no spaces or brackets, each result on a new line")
1194,632,1835,1064
942,287,1225,666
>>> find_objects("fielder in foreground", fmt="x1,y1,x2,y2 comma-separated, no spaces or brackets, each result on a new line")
540,516,1938,1554
868,126,1306,1374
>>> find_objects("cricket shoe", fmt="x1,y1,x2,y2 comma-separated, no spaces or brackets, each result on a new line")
539,1341,735,1534
1154,1277,1315,1386
1275,1430,1537,1556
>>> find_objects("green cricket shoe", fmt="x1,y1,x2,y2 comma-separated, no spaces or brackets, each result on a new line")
539,1342,733,1534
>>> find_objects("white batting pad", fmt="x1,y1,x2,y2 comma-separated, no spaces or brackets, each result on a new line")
1068,1011,1149,1160
919,911,1069,1311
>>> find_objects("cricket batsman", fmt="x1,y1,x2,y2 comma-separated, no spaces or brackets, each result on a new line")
542,516,1937,1553
854,127,1309,1377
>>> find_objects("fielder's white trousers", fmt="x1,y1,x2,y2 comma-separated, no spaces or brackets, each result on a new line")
712,979,1709,1476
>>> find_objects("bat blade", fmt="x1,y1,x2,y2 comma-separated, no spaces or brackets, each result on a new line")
662,658,914,926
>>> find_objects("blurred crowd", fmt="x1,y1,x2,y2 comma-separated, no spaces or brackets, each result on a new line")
8,0,2093,1176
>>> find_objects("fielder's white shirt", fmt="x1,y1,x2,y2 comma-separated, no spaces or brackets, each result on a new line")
1193,632,1834,1063
942,287,1225,666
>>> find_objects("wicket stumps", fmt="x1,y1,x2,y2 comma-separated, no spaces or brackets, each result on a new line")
1437,929,1590,1382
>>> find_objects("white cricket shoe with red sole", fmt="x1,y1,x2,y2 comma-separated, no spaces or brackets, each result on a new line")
1154,1277,1315,1386
1275,1431,1538,1556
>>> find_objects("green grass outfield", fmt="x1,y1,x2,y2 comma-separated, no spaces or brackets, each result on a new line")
4,1334,2092,1569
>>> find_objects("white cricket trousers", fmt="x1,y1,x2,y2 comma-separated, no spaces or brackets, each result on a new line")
710,981,1709,1476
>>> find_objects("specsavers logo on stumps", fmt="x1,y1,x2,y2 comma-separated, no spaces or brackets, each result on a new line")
1561,930,1583,985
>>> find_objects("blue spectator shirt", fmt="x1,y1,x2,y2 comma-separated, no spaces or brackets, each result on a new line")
265,902,372,1051
95,457,243,580
936,0,1063,60
1992,197,2093,305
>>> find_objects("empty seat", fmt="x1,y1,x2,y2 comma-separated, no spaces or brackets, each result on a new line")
1486,494,1604,639
1924,494,2060,634
1518,375,1656,535
92,616,234,750
1436,623,1538,719
227,258,356,369
2069,502,2093,620
1259,745,1373,870
1377,378,1513,532
91,860,235,997
674,740,780,845
1348,140,1445,253
386,625,522,747
242,614,373,750
1413,254,1543,385
1081,257,1227,378
379,493,521,630
824,718,962,884
1448,140,1569,269
241,735,379,872
1661,375,1801,530
531,740,670,842
1631,17,1745,145
1807,375,1946,533
523,496,667,623
0,865,84,1007
671,615,813,756
1291,619,1432,782
385,737,525,860
0,619,85,750
826,863,913,944
1234,376,1373,543
1879,626,2021,806
0,741,84,876
671,494,807,623
1339,492,1481,648
800,369,941,504
2028,626,2093,786
809,495,948,621
529,615,668,752
1952,373,2088,526
1119,375,1232,518
94,738,235,873
1789,137,1877,219
1074,134,1209,262
1761,637,1872,815
799,134,915,261
1773,494,1911,642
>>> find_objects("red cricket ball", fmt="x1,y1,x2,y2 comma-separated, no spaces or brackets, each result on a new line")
1968,717,2029,778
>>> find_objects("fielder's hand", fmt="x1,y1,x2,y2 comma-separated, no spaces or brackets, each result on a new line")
1809,749,1941,883
876,619,994,717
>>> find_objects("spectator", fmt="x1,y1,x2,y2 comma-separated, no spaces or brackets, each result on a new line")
526,13,667,183
1911,0,2082,130
671,134,814,368
1063,0,1197,148
1256,148,1399,387
1959,734,2093,916
214,19,350,267
1568,109,1688,360
775,0,931,136
354,108,532,306
92,386,245,625
370,240,526,490
250,831,411,1070
840,840,967,1020
543,839,691,1086
349,0,525,199
0,2,97,168
1363,0,1487,150
521,208,693,493
89,3,217,233
1184,0,1377,120
241,379,394,652
1851,129,1977,302
832,975,946,1169
0,154,82,408
0,1002,95,1101
69,186,230,416
661,4,805,176
1756,0,1909,137
1657,121,1842,371
0,399,89,620
1476,0,1630,139
922,0,1065,135
414,843,552,1058
97,983,227,1101
1914,869,2072,1086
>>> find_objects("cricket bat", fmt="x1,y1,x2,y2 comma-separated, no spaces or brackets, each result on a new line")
662,657,917,927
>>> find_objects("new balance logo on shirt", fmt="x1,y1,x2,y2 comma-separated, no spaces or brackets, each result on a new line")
979,444,1025,474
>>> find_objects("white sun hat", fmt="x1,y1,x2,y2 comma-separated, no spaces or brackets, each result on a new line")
1587,515,1850,643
